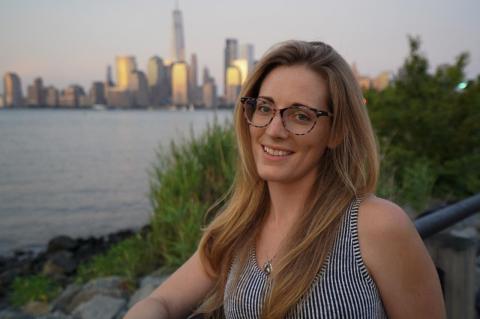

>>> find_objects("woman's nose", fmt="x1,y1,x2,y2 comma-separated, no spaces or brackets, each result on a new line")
265,111,289,138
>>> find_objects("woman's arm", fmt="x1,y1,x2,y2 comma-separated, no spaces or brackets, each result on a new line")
124,250,215,319
358,196,446,319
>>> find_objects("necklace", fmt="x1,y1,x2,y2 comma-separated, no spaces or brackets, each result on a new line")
263,259,273,275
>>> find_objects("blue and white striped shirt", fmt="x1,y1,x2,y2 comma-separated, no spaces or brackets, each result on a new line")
224,199,387,318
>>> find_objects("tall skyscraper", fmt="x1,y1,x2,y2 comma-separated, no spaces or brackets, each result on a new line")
116,56,137,89
106,65,115,87
129,71,150,107
171,3,185,62
147,56,170,105
3,72,23,107
27,77,45,106
225,65,241,106
240,43,255,80
89,82,106,105
171,62,189,106
224,38,238,95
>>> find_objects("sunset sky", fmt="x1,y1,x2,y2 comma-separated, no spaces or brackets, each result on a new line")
1,0,479,94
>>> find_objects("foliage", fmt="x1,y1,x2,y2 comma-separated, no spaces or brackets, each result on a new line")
148,120,236,270
367,35,480,213
10,275,62,307
74,234,158,285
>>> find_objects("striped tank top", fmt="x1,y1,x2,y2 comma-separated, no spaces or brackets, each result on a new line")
223,199,387,318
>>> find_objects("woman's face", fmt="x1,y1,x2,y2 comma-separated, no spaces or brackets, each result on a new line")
249,64,332,185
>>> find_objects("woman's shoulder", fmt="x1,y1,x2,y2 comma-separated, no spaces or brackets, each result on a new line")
356,194,421,275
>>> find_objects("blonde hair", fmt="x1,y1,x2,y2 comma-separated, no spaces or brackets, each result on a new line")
196,40,379,318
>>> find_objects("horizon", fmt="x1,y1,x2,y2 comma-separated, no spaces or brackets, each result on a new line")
1,0,479,95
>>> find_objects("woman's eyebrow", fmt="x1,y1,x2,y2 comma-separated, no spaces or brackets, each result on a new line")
257,95,312,108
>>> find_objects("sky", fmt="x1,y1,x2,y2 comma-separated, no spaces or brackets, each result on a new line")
1,0,479,95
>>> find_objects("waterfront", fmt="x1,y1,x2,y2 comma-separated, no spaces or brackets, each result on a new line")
0,109,232,255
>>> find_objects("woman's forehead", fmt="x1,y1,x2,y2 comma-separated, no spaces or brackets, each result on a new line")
258,65,329,108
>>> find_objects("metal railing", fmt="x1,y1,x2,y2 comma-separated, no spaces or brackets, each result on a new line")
415,193,480,238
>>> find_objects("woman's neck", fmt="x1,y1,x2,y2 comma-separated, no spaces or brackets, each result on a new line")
266,173,317,228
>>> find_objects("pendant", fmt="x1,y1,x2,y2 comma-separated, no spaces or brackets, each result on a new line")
263,260,272,275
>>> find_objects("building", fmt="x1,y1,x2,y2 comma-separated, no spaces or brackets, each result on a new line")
225,65,241,106
3,72,23,107
129,71,150,107
27,77,45,107
89,82,106,105
106,87,132,108
224,38,238,95
171,3,185,62
105,65,115,87
147,56,170,106
59,85,85,108
116,56,137,89
233,58,249,84
45,86,59,107
240,43,255,77
171,62,189,106
202,80,217,109
373,71,391,91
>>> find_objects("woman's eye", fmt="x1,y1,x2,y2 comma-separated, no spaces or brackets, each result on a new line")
257,105,272,113
294,112,313,122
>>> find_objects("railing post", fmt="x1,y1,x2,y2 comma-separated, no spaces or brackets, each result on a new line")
425,228,477,319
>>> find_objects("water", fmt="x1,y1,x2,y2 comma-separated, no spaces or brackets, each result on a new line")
0,109,232,256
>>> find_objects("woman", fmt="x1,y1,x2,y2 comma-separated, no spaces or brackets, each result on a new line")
124,40,446,318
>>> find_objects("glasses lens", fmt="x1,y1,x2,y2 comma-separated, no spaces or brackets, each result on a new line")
244,98,273,127
283,106,317,134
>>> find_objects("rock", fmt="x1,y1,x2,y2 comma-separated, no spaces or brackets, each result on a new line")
49,283,82,314
62,277,129,314
0,308,33,319
22,301,50,316
42,251,77,276
47,236,77,254
72,295,126,319
128,276,167,308
37,311,73,319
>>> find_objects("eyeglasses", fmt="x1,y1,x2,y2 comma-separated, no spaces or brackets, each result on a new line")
241,97,332,135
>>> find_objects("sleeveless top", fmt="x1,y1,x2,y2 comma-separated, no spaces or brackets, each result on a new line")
223,199,388,318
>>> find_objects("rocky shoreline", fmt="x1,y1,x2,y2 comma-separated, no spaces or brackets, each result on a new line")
0,226,156,318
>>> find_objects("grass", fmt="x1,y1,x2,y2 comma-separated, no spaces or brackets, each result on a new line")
10,275,62,307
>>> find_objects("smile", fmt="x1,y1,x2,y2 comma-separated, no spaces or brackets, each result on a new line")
262,145,294,157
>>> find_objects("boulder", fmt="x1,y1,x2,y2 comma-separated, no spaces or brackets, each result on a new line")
42,251,77,276
22,301,50,316
71,295,126,319
49,283,82,314
128,275,168,308
47,236,77,254
61,277,129,314
0,308,33,319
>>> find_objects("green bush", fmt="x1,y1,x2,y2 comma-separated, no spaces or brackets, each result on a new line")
148,121,236,271
75,234,159,285
10,275,62,307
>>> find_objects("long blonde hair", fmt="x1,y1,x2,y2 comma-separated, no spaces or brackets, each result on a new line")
196,40,379,318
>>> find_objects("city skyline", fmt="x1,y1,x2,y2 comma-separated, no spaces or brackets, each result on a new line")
1,0,479,95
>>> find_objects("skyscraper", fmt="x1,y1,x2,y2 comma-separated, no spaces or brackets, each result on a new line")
171,62,189,106
129,71,150,107
45,86,59,107
147,56,170,105
27,77,45,106
3,72,23,107
225,65,241,106
224,38,238,95
171,3,185,62
106,65,115,87
116,56,137,89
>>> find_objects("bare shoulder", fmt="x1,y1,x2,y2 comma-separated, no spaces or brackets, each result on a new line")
357,195,416,243
357,195,446,318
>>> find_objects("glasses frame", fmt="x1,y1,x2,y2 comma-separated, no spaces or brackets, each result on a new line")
240,96,333,135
